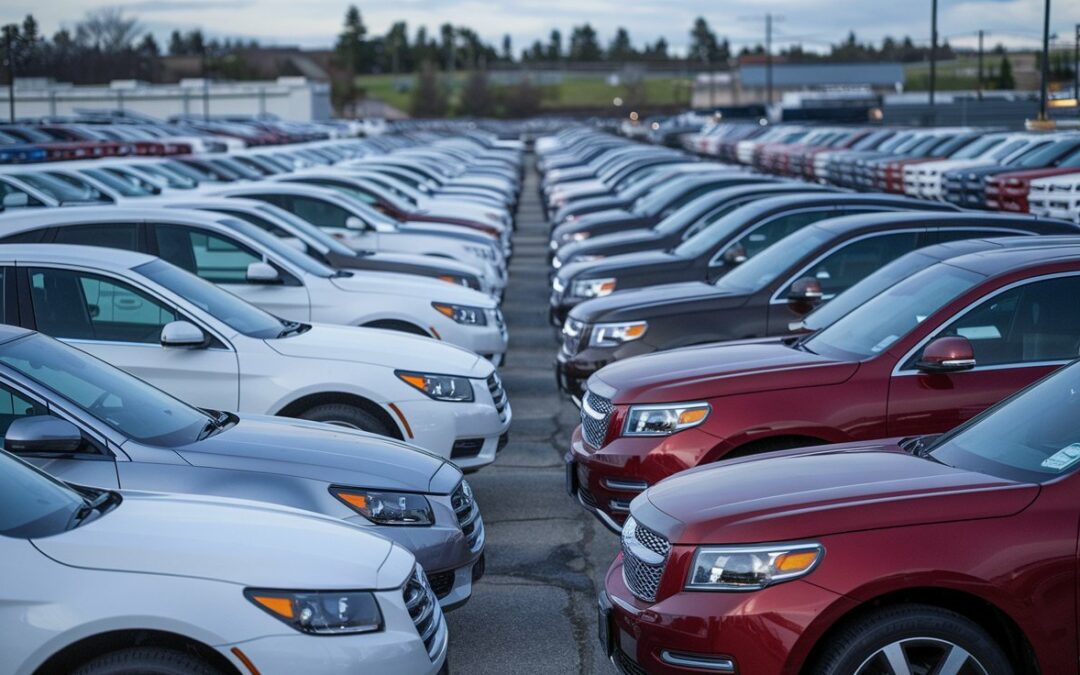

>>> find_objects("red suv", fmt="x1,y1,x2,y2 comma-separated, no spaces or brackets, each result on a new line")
568,241,1080,529
601,357,1080,674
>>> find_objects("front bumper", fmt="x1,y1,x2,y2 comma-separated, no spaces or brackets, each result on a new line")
601,555,850,675
395,390,512,470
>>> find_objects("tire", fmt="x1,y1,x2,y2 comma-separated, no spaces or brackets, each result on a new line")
298,402,394,436
811,604,1013,675
72,647,222,675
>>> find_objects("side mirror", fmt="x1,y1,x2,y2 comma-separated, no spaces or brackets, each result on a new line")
788,277,824,304
246,261,281,284
722,243,748,266
160,320,208,348
916,336,976,374
2,192,30,209
5,416,83,454
345,216,366,231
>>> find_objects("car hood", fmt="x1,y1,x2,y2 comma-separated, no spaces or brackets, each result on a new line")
266,324,486,375
559,229,662,262
330,270,495,307
568,280,734,324
558,250,683,286
175,414,453,492
33,491,409,588
362,251,484,276
591,341,857,403
553,208,635,237
638,441,1039,544
397,220,494,245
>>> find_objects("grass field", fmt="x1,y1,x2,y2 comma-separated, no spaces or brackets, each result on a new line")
356,72,692,116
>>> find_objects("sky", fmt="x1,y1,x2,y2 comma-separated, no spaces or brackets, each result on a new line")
2,0,1079,55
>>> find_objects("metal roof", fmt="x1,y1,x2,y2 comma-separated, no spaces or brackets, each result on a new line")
740,62,905,88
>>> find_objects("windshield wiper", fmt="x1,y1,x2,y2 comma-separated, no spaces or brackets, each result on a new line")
67,490,115,530
276,320,308,338
197,410,232,440
901,435,946,464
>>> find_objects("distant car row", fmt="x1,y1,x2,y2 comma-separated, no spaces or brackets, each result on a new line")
1,124,525,674
540,126,1080,675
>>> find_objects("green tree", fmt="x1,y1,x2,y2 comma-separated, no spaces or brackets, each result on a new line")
335,5,367,75
995,54,1015,89
459,69,495,116
569,23,601,61
689,17,720,65
546,29,562,61
607,27,635,62
411,61,448,117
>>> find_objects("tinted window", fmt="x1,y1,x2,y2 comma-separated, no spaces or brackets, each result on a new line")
52,223,139,251
0,180,41,209
0,449,84,537
281,195,355,230
786,231,921,299
715,226,835,294
29,268,176,344
0,384,45,438
921,276,1080,367
730,209,836,260
13,173,110,205
155,224,261,283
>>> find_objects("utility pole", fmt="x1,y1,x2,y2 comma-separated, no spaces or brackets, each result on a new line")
1038,0,1051,120
977,29,984,101
1074,23,1078,102
765,13,774,106
201,46,210,121
929,0,938,108
2,25,19,123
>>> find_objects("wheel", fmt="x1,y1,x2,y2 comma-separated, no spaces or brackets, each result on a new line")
811,605,1012,675
298,403,394,436
72,647,222,675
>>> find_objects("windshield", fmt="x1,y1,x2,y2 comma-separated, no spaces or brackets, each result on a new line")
14,172,110,205
632,178,700,216
217,216,337,278
136,259,287,339
953,136,1004,160
81,168,158,197
1013,141,1080,169
715,226,836,294
0,449,85,537
253,205,356,255
673,202,770,258
0,333,211,446
164,159,222,183
137,164,198,190
653,192,736,236
928,362,1080,482
803,263,984,360
803,251,941,332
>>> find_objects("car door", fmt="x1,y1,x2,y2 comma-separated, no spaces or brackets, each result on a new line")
150,223,311,322
21,265,240,411
0,380,120,488
886,274,1080,437
766,230,926,335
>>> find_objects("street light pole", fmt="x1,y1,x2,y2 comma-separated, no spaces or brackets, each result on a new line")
765,12,773,105
1074,23,1079,102
977,29,984,101
929,0,938,108
1038,0,1051,120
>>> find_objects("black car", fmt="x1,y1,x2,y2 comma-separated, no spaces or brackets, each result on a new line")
549,193,956,325
552,182,835,268
942,137,1080,209
547,158,702,223
555,211,1080,397
548,170,762,249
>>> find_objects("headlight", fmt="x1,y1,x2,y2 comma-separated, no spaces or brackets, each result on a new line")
331,486,435,525
552,276,566,293
397,370,475,402
571,277,616,299
549,239,560,251
552,256,563,269
559,230,590,244
466,245,494,260
623,402,709,436
687,543,823,591
438,274,476,289
245,589,383,635
590,321,647,348
432,302,488,325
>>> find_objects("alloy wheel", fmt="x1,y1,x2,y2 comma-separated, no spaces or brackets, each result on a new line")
855,637,989,675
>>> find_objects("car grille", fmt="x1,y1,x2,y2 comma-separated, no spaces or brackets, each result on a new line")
403,565,446,661
621,517,670,603
488,372,509,423
581,389,613,448
561,318,589,355
427,569,455,599
452,480,485,551
615,648,648,675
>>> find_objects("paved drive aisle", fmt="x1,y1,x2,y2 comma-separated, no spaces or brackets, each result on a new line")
445,159,620,674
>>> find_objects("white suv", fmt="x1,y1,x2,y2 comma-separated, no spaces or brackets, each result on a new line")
0,244,511,469
0,450,447,675
0,207,509,364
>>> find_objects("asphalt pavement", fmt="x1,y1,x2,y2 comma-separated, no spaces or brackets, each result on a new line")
445,159,620,674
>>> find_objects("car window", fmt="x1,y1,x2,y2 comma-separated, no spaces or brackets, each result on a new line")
0,383,45,439
785,232,922,299
0,180,42,209
155,224,262,283
285,195,355,230
730,209,835,261
29,268,177,344
52,223,140,251
0,449,85,537
914,276,1080,368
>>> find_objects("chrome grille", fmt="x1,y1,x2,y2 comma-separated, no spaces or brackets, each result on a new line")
452,480,485,551
620,517,669,603
561,318,589,355
581,390,613,448
487,372,508,423
403,564,446,661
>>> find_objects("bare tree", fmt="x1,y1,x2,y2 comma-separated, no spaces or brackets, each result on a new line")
75,8,140,52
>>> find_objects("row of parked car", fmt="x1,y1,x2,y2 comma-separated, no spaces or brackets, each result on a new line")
541,126,1080,674
684,120,1080,223
1,123,525,674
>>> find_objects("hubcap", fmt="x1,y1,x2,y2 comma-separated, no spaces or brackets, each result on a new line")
855,637,989,675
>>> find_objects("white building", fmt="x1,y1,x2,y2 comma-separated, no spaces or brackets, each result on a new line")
1,77,332,122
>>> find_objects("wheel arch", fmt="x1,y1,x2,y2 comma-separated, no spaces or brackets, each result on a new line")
32,629,242,675
275,391,404,440
361,318,432,337
704,432,835,463
795,587,1039,675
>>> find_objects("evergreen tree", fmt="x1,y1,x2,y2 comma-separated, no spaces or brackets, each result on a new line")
607,27,635,62
335,5,367,75
459,69,495,116
568,23,601,61
689,17,720,64
411,61,448,117
546,29,562,61
995,55,1015,89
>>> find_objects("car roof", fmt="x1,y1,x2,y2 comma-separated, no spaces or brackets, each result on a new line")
0,205,231,232
734,192,955,219
943,241,1080,276
0,323,35,344
0,243,156,269
813,210,1079,235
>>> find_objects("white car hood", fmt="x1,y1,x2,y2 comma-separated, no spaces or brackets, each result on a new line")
330,271,497,307
267,324,487,375
33,492,405,588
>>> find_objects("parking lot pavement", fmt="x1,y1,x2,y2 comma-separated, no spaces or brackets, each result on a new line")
445,161,620,674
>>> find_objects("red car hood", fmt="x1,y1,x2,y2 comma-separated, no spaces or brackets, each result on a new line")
591,341,857,404
637,441,1039,545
